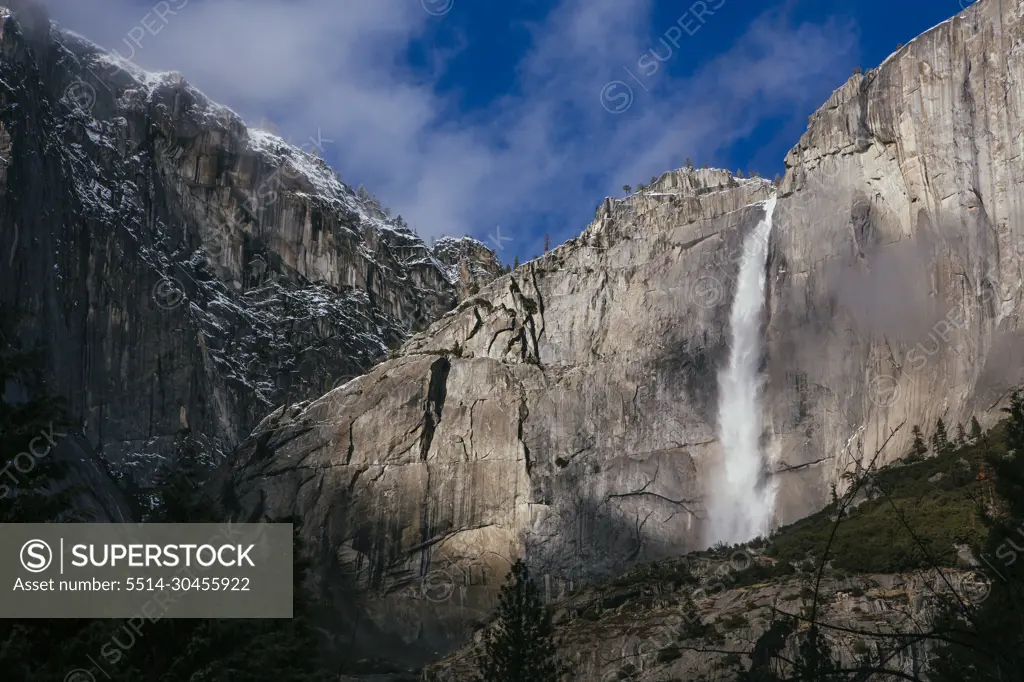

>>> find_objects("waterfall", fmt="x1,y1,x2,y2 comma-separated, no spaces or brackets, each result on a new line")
706,194,777,546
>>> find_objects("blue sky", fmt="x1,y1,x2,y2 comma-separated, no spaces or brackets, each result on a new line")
48,0,970,264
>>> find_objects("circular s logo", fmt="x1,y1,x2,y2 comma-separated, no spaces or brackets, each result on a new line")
600,80,634,114
20,539,52,573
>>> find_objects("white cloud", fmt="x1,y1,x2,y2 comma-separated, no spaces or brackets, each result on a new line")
43,0,859,253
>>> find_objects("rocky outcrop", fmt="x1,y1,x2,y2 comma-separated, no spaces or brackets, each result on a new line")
423,551,988,681
222,172,779,664
219,0,1024,667
0,5,498,490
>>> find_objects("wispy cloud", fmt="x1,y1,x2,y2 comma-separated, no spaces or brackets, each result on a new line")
45,0,859,255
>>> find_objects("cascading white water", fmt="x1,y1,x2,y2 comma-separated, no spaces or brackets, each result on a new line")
706,194,777,546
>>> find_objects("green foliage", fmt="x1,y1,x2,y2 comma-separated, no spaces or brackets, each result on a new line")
971,416,983,442
910,425,928,459
932,418,951,454
474,559,562,682
765,431,995,572
732,559,796,587
929,390,1024,681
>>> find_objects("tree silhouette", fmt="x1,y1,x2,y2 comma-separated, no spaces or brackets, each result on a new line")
909,425,928,460
929,388,1024,681
970,416,983,442
792,624,842,681
931,418,950,454
473,559,562,682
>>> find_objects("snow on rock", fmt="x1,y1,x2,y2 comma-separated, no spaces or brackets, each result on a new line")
0,16,502,483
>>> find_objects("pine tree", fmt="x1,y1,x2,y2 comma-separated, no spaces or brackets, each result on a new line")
909,425,928,460
513,256,520,269
150,428,215,522
684,157,694,169
543,234,551,253
956,422,967,447
930,388,1024,681
473,559,562,682
931,418,950,454
1006,390,1024,455
622,185,631,193
736,169,744,178
970,416,983,442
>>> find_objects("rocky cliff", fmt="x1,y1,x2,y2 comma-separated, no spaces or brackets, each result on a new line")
0,1,498,501
768,0,1024,525
219,0,1024,669
423,553,984,681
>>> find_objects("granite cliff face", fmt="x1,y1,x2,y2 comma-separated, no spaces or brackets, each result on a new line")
0,2,498,501
767,0,1024,525
220,0,1024,668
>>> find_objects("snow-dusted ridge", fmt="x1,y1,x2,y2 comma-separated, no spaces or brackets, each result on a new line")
51,23,496,278
0,12,502,480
